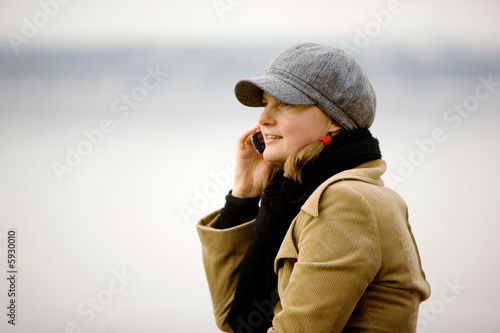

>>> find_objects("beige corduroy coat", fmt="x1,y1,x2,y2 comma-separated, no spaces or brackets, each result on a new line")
197,160,431,332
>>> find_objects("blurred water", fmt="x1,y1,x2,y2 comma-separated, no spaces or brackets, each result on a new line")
0,44,499,332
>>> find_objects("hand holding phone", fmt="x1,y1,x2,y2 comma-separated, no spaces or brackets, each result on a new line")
250,129,265,154
233,126,268,198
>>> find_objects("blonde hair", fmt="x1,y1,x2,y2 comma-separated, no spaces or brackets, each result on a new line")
263,129,343,187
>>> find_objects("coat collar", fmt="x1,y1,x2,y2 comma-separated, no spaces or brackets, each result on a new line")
301,159,386,217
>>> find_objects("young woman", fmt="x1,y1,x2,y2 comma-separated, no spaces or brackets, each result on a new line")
197,43,430,332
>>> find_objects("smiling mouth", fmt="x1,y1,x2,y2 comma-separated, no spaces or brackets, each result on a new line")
265,135,283,140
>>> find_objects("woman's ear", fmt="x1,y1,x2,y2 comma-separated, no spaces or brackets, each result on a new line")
328,120,342,133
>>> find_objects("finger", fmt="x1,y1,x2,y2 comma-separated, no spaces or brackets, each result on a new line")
237,123,261,148
239,123,260,141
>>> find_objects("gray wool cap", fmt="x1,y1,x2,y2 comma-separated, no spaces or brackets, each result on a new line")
234,43,376,130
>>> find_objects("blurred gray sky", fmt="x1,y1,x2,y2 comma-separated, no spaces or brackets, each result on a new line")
1,0,499,49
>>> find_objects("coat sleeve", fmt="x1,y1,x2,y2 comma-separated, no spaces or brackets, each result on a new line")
196,209,255,332
269,183,382,333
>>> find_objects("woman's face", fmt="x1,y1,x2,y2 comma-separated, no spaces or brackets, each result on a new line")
258,92,340,164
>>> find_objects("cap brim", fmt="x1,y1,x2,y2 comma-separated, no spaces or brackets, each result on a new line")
234,75,315,107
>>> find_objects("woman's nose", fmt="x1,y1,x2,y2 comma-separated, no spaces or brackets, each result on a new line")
258,106,275,127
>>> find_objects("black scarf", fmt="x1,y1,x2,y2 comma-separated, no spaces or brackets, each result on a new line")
226,129,382,332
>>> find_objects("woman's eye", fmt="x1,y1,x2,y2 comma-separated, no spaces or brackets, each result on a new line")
280,102,291,108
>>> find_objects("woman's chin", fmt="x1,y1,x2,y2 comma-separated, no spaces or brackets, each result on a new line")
263,150,286,165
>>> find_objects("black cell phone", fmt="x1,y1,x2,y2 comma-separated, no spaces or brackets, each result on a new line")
250,129,265,154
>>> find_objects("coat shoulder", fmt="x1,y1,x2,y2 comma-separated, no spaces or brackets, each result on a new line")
301,159,387,217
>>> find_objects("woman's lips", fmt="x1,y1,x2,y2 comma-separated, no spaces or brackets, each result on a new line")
264,134,283,144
